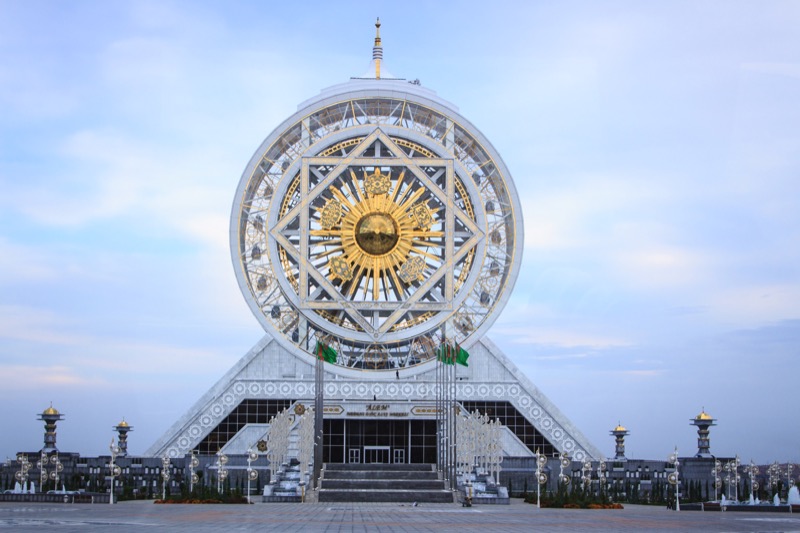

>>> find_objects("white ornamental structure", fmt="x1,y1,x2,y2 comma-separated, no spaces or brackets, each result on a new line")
147,20,600,467
265,408,292,484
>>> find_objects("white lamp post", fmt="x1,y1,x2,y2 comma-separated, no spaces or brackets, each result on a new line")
15,454,31,492
108,440,121,505
597,460,607,500
215,451,228,495
747,461,759,502
534,449,548,509
246,447,259,504
161,456,171,500
712,459,722,501
582,460,592,493
667,447,680,511
37,452,48,493
558,452,571,489
188,451,199,494
48,453,62,493
768,461,781,499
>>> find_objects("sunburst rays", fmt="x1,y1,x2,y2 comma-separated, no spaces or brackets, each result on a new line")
310,167,444,302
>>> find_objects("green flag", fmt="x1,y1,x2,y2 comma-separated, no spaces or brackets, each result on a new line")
437,342,455,365
455,343,469,367
314,340,337,364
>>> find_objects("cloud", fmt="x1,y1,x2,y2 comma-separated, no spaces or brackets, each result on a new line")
709,284,800,326
494,325,632,350
610,245,712,290
618,369,663,378
0,305,86,346
0,365,107,389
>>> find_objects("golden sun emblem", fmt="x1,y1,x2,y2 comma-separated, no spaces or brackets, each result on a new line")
311,168,442,300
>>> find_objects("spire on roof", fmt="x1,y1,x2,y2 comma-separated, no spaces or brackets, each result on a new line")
352,18,403,81
373,18,382,79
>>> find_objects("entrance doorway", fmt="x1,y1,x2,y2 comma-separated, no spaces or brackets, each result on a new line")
348,448,360,464
363,446,391,464
322,419,437,463
393,448,405,464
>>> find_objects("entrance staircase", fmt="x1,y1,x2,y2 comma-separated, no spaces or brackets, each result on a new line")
318,463,454,503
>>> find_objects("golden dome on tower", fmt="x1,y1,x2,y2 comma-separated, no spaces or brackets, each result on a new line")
695,410,713,421
42,404,59,415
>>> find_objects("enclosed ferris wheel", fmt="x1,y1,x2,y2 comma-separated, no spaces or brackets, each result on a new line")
231,72,523,374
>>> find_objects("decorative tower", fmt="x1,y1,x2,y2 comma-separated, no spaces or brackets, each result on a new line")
610,423,629,460
113,418,134,457
37,403,64,453
690,409,716,458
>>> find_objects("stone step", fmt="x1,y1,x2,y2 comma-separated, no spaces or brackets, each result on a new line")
323,470,439,480
321,479,445,490
319,463,450,503
324,463,434,472
318,489,454,503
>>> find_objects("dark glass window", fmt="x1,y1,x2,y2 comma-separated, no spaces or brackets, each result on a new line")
461,401,556,456
194,399,293,455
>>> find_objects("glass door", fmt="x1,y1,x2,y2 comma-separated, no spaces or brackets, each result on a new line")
393,448,405,464
363,446,390,464
348,448,361,464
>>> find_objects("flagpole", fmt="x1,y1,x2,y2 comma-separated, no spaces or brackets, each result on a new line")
451,347,457,491
313,343,323,489
449,347,455,491
438,336,444,477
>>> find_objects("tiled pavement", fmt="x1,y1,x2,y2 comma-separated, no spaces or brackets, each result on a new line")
2,500,800,532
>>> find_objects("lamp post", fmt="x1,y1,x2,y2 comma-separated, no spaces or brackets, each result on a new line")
712,459,722,501
161,456,171,500
215,451,228,495
15,454,31,492
597,460,607,500
37,452,48,493
558,452,571,490
724,456,741,501
108,439,121,505
48,453,63,492
188,451,199,494
747,461,759,502
667,447,680,511
534,448,548,509
582,460,592,495
246,447,259,504
768,461,781,499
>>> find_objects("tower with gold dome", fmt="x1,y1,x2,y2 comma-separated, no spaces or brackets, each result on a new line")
690,409,717,458
113,419,134,457
610,423,629,460
37,403,64,454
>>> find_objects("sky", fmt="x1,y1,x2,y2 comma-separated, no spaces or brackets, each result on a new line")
1,0,799,464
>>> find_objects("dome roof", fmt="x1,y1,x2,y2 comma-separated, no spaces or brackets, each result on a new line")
117,419,129,427
695,410,713,420
42,404,59,415
614,424,627,432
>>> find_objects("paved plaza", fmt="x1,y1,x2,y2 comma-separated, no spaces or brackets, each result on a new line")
2,500,800,532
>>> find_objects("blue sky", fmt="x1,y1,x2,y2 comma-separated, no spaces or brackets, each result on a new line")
1,1,799,464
